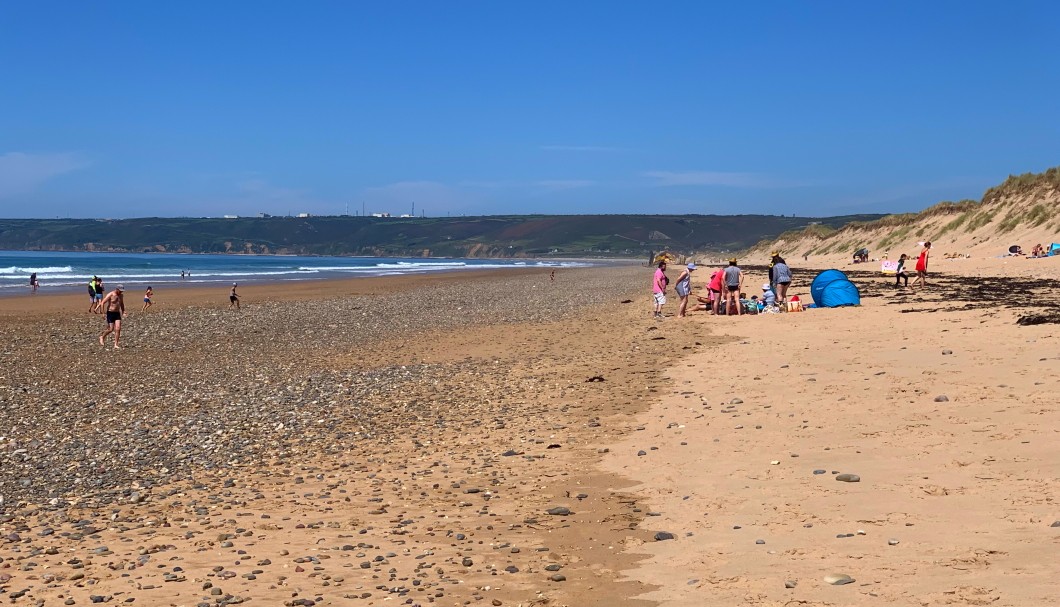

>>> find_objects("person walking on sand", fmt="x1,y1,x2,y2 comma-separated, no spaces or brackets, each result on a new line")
141,286,153,312
550,269,555,282
894,254,909,288
674,263,695,317
912,242,931,289
229,283,241,309
652,261,668,319
723,258,744,316
98,285,126,348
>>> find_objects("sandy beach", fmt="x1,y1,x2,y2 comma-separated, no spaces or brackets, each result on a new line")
1,261,1057,606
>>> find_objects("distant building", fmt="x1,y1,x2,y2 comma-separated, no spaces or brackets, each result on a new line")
297,213,310,218
257,212,272,218
223,215,239,219
399,214,414,218
371,212,392,218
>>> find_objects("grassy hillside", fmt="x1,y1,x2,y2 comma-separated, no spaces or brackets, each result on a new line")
0,213,883,258
747,166,1060,261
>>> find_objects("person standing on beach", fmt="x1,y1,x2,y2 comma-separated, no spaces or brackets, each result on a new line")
29,272,37,293
91,276,105,313
707,267,724,315
652,261,668,319
674,263,695,317
723,259,744,316
894,254,909,288
98,285,126,348
87,277,98,313
770,254,793,305
141,286,153,312
912,242,931,289
229,283,240,309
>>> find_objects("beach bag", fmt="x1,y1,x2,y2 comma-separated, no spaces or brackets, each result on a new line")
787,300,804,312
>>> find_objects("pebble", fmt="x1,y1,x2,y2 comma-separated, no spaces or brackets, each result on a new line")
835,473,860,483
1051,521,1060,528
546,506,571,516
888,539,900,545
942,349,953,355
755,539,765,545
549,574,566,582
813,469,826,475
785,580,797,589
823,573,855,585
934,395,949,402
654,532,675,541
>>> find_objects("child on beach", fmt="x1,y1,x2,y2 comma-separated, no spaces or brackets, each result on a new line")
230,283,241,309
894,254,909,288
652,261,668,319
141,286,153,312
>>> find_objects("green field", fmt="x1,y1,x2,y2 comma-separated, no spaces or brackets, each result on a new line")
0,214,885,258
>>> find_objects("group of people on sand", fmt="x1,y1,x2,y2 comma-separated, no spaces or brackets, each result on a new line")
86,275,242,349
892,241,931,289
651,252,796,319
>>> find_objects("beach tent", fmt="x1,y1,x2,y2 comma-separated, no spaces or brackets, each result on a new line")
810,269,861,308
1050,243,1060,256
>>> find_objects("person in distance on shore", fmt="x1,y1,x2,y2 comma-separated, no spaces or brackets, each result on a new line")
652,261,668,319
723,258,744,316
229,283,240,309
87,277,97,313
912,241,931,290
141,286,153,312
98,284,126,349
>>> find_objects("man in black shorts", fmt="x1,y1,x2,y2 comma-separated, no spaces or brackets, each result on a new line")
723,258,744,316
98,284,126,349
229,283,240,309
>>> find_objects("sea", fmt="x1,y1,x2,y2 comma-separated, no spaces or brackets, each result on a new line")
0,250,593,294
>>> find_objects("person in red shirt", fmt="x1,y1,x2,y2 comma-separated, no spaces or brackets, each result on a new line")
912,242,931,289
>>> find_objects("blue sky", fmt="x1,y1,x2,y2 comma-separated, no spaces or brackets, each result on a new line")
1,1,1058,219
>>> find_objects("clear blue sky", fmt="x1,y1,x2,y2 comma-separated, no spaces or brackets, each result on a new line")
1,1,1058,219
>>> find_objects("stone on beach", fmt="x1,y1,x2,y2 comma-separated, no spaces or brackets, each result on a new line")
823,573,855,585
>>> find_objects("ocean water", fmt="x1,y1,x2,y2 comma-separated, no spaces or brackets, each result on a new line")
0,250,591,293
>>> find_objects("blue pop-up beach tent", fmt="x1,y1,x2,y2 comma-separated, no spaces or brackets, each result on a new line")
1049,243,1060,256
810,269,861,308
